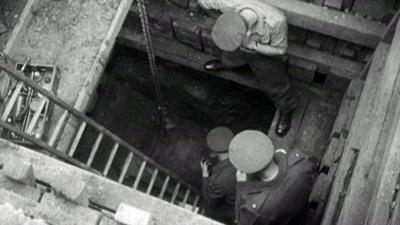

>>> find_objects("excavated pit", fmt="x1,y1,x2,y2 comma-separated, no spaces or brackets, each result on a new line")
73,46,276,189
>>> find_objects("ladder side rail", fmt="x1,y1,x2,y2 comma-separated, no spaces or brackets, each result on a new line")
0,58,201,195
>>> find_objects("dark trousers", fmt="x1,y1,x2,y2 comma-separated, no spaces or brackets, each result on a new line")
221,51,296,113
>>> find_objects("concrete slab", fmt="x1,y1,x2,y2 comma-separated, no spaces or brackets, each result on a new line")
115,203,154,225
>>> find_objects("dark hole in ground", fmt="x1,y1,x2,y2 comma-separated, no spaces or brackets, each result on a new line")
313,72,327,85
73,45,276,191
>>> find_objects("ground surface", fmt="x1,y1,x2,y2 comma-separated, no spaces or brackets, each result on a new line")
6,0,120,106
0,0,27,51
74,47,276,188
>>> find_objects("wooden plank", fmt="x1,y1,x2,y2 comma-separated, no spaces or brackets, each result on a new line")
267,89,309,151
118,26,359,97
330,80,364,137
334,21,400,224
321,39,393,225
365,85,400,225
324,0,344,10
288,42,363,80
321,42,390,225
382,9,400,44
260,0,384,47
126,8,365,81
294,96,339,159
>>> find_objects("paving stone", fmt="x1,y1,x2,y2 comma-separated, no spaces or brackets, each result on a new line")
170,0,189,9
172,20,203,51
288,25,308,45
40,193,102,225
2,155,36,187
338,44,356,60
0,174,41,201
0,203,48,225
115,203,154,225
100,216,120,225
306,32,322,50
51,176,89,206
129,5,174,40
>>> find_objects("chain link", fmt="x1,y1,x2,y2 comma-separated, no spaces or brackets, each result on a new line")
136,0,168,145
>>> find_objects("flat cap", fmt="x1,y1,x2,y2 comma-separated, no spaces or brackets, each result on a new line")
229,130,274,173
207,127,234,152
212,11,247,52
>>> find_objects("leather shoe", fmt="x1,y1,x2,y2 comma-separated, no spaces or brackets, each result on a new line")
275,110,293,137
204,59,228,71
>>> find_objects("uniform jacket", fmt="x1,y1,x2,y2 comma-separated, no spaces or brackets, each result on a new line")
202,159,237,223
198,0,288,48
235,149,316,225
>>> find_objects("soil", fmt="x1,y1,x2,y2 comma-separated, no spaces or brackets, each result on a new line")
74,47,276,188
6,0,121,106
0,0,27,51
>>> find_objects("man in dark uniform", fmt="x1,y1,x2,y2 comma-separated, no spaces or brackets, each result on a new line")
198,0,297,137
228,130,316,225
201,127,237,224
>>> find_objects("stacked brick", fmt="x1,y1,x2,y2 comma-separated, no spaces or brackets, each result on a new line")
127,0,371,94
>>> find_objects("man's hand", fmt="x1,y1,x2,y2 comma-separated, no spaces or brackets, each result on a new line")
200,159,210,177
236,170,247,182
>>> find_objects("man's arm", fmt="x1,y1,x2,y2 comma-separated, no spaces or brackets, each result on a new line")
202,177,224,206
254,43,287,56
197,0,239,11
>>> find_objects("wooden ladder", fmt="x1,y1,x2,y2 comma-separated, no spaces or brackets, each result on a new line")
0,53,202,213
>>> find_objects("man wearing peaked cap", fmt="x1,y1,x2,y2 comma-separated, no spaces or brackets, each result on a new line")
229,130,316,225
198,0,297,137
201,127,236,224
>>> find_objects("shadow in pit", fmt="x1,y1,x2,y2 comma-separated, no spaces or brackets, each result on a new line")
72,46,276,190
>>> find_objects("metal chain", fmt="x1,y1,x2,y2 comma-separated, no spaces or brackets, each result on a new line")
136,0,168,145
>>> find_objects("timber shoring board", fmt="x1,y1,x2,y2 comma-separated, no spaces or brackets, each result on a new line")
127,5,365,82
293,95,339,159
1,0,133,153
0,140,223,225
335,20,400,225
260,0,385,48
330,80,364,137
364,80,400,225
321,40,392,225
117,26,342,104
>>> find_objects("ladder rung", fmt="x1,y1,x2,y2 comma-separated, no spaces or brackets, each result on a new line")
192,195,200,212
68,121,87,157
103,143,119,176
159,176,170,199
118,152,133,183
146,168,159,194
48,110,69,146
170,183,181,204
26,98,47,134
182,189,190,206
133,161,147,190
1,82,24,121
86,133,104,166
